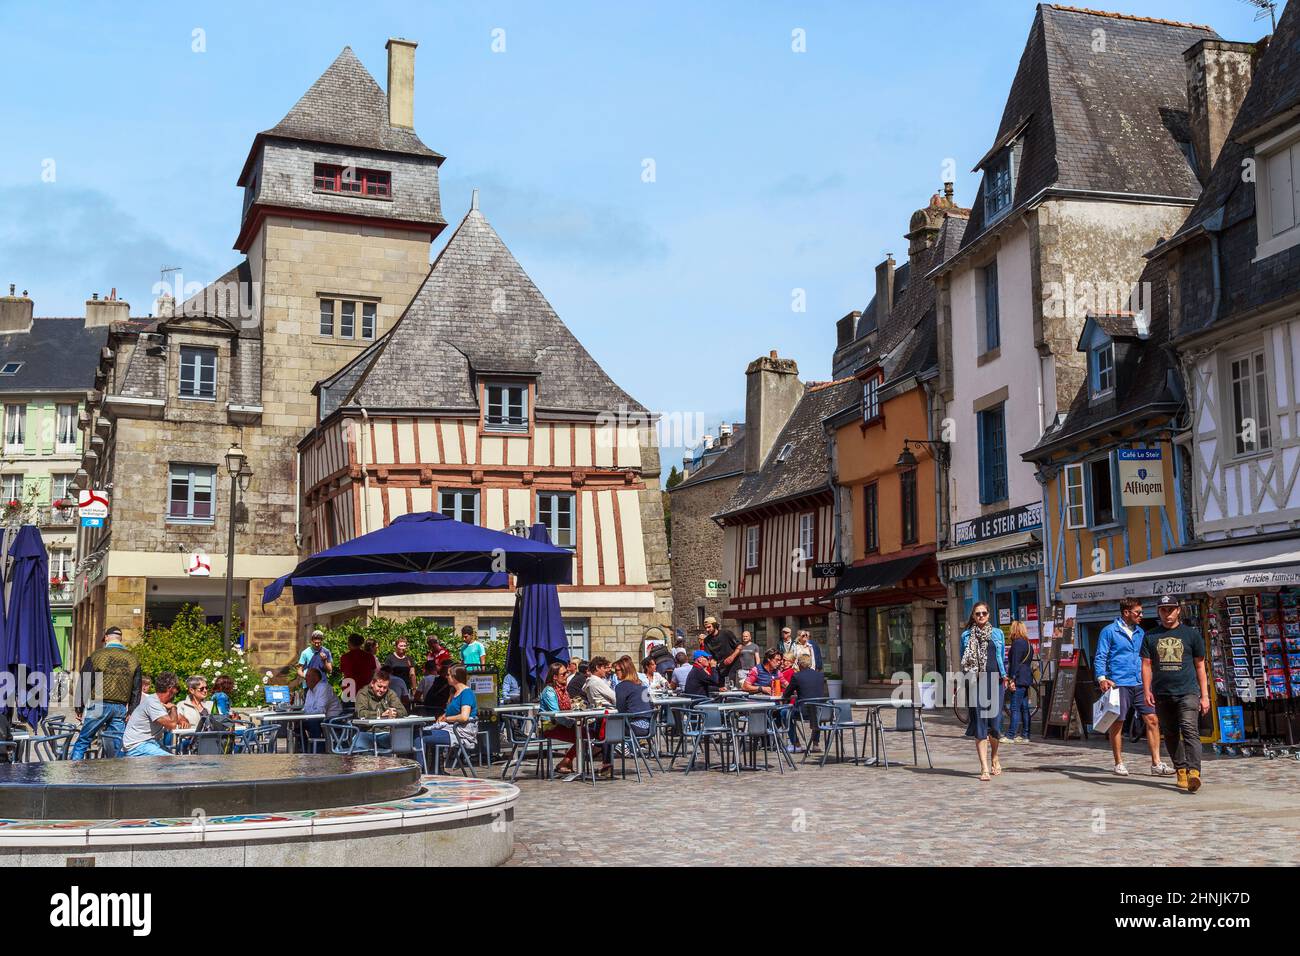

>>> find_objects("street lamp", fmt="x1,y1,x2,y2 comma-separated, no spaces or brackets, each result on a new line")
896,438,950,469
221,443,252,653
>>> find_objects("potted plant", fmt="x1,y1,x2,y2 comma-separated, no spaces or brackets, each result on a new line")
825,670,843,699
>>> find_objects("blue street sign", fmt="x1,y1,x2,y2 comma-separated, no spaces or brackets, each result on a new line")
81,516,103,528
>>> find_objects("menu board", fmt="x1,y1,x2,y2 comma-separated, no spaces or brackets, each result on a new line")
1047,666,1079,727
1045,603,1080,727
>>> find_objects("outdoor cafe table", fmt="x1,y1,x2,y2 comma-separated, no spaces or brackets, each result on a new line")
833,698,918,766
248,710,327,753
350,715,432,756
493,703,539,716
537,708,611,781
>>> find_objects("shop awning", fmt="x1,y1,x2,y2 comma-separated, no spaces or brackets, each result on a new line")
935,531,1039,565
1059,535,1300,603
828,554,929,599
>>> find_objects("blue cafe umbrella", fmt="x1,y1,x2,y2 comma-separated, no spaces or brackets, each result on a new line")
262,511,573,606
2,525,62,728
506,524,570,698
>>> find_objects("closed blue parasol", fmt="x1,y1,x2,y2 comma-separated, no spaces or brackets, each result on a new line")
2,525,61,727
506,524,571,697
263,511,573,606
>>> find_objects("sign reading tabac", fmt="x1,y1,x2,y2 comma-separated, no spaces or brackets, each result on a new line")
1117,447,1165,506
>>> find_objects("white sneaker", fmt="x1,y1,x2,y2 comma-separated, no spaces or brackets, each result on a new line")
1113,763,1130,776
1002,736,1017,743
1150,762,1175,776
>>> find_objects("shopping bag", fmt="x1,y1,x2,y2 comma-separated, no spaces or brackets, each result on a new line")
1091,687,1121,732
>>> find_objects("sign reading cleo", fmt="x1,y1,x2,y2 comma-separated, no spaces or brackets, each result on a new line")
952,502,1043,547
1117,447,1165,506
945,547,1043,583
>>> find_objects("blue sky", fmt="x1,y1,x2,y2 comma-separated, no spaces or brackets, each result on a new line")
0,0,1281,470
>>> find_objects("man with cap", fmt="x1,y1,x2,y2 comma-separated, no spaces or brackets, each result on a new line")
1141,596,1210,793
702,617,740,686
1095,597,1173,777
683,649,722,697
71,626,142,759
297,629,333,681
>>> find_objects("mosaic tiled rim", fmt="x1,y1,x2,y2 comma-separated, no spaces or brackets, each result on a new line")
0,776,517,847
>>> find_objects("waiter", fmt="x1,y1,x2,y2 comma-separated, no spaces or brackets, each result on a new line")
702,616,740,686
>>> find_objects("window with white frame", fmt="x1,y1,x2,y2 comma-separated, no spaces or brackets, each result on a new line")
798,512,815,560
319,298,377,341
1228,348,1272,456
484,383,528,432
1088,455,1117,527
49,548,73,582
179,347,217,400
862,374,882,423
563,619,590,660
1064,463,1086,529
477,617,512,640
744,524,760,571
168,463,215,523
4,404,24,450
439,489,479,525
52,474,74,507
1254,129,1300,260
1,474,23,503
56,403,77,448
537,491,575,548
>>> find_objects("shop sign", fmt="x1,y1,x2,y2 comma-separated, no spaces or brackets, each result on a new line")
951,502,1042,547
811,562,844,579
1062,567,1300,603
77,489,110,528
1117,448,1165,506
705,579,729,598
943,546,1043,583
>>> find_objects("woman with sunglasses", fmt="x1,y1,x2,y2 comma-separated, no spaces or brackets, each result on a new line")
960,602,1008,782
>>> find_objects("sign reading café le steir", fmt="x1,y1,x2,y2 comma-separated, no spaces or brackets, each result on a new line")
1117,447,1165,506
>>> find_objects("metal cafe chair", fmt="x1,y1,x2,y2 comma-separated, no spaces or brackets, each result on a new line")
809,701,867,767
236,724,281,754
500,712,553,782
182,730,238,756
601,714,655,782
670,706,736,775
878,703,933,769
27,730,76,762
323,718,357,755
786,696,828,754
736,706,793,773
428,734,475,777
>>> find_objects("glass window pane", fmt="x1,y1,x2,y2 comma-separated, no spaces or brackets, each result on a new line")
340,302,355,338
320,299,334,336
361,303,376,339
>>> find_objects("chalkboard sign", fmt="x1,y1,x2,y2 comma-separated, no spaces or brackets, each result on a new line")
1047,666,1078,726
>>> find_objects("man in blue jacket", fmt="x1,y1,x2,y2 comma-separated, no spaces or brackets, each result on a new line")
1095,598,1173,777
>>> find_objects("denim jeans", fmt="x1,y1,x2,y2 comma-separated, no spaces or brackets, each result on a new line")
1155,693,1201,772
125,739,171,757
71,702,127,759
350,731,392,754
1008,686,1032,738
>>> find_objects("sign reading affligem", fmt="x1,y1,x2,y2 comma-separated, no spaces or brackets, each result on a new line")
1117,447,1164,506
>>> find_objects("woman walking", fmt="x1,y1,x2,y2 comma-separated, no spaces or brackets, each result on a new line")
960,602,1008,781
1005,620,1034,742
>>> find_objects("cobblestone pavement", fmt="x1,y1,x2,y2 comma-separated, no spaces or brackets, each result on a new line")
504,714,1300,866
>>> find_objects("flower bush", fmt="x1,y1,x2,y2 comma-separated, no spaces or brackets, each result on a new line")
316,617,507,693
133,604,264,706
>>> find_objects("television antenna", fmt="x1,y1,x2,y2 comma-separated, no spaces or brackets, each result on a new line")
1240,0,1277,31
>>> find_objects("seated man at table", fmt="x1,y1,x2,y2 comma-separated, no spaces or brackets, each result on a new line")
122,671,190,757
351,668,406,753
683,650,721,697
671,652,692,691
741,650,783,695
781,657,827,753
302,666,343,743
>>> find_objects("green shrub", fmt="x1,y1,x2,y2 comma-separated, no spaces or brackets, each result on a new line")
314,618,507,694
134,604,265,706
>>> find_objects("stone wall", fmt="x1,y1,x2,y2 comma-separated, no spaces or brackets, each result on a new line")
668,471,740,635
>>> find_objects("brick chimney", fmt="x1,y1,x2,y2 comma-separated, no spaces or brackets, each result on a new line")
85,289,130,327
744,350,802,473
835,310,861,348
0,284,33,333
385,38,417,130
1184,39,1258,185
874,254,895,327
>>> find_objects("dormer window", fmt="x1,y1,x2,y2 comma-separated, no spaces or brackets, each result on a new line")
1090,341,1115,398
775,442,794,463
0,362,22,376
862,373,883,424
179,346,217,400
1254,127,1300,260
983,148,1015,223
484,383,528,433
313,163,391,198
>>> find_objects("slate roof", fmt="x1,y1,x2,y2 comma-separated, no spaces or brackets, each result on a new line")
1157,2,1298,339
335,203,644,415
1027,254,1181,458
114,261,262,409
0,319,105,393
713,378,858,520
673,429,747,492
261,47,440,160
956,5,1215,257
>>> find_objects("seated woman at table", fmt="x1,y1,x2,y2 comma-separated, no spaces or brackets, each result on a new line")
540,662,580,775
583,657,617,710
419,665,478,772
210,675,235,716
642,656,670,695
597,657,653,778
177,675,212,732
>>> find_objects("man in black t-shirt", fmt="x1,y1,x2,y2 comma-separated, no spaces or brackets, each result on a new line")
1141,596,1209,793
702,617,740,685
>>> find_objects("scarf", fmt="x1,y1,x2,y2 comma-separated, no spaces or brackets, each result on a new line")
962,622,992,674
